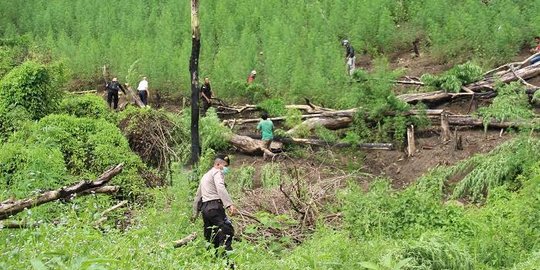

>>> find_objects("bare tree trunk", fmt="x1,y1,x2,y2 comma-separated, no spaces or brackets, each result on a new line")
0,164,124,220
190,0,201,164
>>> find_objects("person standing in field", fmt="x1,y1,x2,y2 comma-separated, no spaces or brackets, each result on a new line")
247,70,257,84
342,39,356,76
192,155,236,253
137,76,149,106
257,112,274,159
105,77,125,110
200,77,213,115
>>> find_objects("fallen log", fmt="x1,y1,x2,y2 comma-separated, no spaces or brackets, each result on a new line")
466,63,540,91
0,164,124,220
173,232,198,248
0,220,40,229
229,134,276,157
447,115,529,128
287,117,353,136
281,138,393,150
217,99,334,115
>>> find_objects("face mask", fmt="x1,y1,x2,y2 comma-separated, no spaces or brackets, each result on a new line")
222,166,230,175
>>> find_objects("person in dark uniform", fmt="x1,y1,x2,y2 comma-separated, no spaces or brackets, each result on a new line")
105,77,126,110
192,155,236,252
200,77,213,115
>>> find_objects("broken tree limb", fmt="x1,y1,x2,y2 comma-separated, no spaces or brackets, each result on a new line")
0,220,40,229
217,99,335,116
397,91,476,104
0,164,124,220
78,185,120,197
466,63,540,91
123,84,145,108
94,200,128,225
173,232,198,248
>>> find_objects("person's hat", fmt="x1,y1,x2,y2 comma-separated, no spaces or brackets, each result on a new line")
342,39,349,45
216,154,230,166
251,70,257,75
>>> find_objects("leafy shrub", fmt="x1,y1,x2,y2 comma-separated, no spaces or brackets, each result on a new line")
452,137,540,201
59,94,112,120
477,82,533,131
0,105,32,142
194,108,231,153
421,62,483,92
10,114,147,199
403,234,474,270
314,125,338,143
261,164,281,188
257,98,286,116
0,61,65,119
343,179,470,240
0,143,67,200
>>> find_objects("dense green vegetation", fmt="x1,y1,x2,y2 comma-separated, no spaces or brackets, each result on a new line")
1,0,540,103
3,1,540,269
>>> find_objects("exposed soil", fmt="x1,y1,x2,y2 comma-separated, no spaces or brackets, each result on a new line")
363,129,512,189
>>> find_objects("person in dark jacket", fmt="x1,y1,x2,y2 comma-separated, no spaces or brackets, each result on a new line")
200,77,213,115
342,40,356,76
105,77,125,110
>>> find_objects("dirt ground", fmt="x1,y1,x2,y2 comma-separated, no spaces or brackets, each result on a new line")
363,129,512,189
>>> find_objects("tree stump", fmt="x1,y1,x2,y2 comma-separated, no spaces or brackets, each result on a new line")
407,125,416,157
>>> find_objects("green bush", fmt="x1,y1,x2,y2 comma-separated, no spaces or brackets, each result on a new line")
0,105,32,142
10,114,147,199
421,62,483,93
0,61,64,120
0,143,67,200
477,82,533,131
257,98,286,116
59,94,112,120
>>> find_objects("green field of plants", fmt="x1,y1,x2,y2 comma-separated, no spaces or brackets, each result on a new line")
3,0,540,269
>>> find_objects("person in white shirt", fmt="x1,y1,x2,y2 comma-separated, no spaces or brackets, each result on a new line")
137,76,149,106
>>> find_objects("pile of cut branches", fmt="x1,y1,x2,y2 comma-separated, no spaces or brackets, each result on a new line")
119,109,188,184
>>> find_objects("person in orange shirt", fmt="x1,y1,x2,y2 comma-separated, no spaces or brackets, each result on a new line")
247,70,257,84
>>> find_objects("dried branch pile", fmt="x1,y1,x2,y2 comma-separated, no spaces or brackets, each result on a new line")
119,110,187,185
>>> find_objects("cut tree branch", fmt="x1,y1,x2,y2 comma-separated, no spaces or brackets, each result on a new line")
0,164,124,220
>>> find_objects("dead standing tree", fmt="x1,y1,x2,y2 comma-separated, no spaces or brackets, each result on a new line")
189,0,201,164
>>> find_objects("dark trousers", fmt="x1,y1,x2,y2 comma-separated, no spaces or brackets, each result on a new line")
201,100,211,116
107,91,119,109
138,90,148,105
201,200,234,251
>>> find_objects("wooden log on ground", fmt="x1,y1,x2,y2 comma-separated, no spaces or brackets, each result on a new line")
286,117,353,136
173,232,198,248
0,164,124,220
229,134,275,157
466,63,540,91
217,99,335,115
0,220,39,229
281,138,393,150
